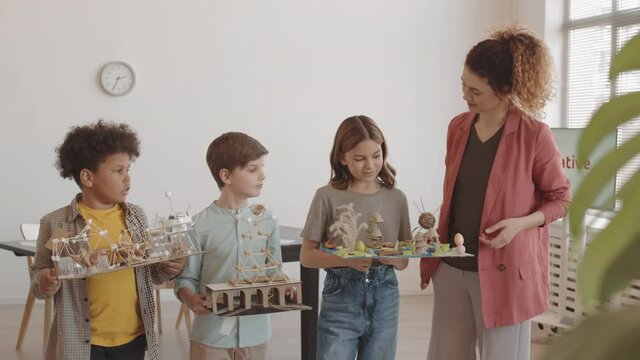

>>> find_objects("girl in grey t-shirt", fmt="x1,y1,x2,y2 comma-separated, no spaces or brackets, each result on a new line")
300,115,412,360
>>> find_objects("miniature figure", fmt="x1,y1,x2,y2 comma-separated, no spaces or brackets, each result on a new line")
412,199,440,254
454,233,466,255
367,212,384,247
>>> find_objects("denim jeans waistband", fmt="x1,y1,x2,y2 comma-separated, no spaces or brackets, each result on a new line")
325,265,395,286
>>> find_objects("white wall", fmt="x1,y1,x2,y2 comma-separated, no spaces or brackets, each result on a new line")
0,1,513,303
511,0,565,127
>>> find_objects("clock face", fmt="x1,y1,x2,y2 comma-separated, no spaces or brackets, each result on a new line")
100,61,135,96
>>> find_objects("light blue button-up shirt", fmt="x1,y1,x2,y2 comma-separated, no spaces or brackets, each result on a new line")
175,201,282,348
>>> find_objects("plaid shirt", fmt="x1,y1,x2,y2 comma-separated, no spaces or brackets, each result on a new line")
30,195,175,360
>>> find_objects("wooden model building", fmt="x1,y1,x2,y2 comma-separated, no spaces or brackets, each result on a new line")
411,199,466,255
49,192,200,279
206,204,309,316
367,212,384,247
325,203,368,250
320,201,471,258
412,199,440,254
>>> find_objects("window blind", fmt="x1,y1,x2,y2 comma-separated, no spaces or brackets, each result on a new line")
564,0,640,203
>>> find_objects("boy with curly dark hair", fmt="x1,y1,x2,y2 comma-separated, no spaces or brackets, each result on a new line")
30,120,185,360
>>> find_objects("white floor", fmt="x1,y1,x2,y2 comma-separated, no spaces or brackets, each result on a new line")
1,295,550,359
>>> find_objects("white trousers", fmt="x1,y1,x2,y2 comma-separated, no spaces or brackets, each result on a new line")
427,262,531,360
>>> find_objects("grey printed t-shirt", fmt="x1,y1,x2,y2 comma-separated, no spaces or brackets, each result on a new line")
301,184,412,246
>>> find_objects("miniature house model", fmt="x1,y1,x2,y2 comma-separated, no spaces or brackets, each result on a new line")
206,205,308,316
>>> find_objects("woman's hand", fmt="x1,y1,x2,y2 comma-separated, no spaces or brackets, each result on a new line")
480,212,545,249
378,257,409,270
480,217,526,249
480,217,524,249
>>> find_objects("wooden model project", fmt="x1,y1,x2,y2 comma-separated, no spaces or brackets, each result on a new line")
49,192,202,279
321,202,473,259
205,205,310,316
326,203,368,251
367,212,384,247
412,200,440,254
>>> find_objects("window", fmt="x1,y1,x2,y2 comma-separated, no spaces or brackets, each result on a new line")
564,0,640,199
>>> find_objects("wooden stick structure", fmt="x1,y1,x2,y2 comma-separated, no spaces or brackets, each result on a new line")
49,193,200,279
205,204,310,316
230,207,289,287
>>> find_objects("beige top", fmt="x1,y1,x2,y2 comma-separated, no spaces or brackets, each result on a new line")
301,185,412,246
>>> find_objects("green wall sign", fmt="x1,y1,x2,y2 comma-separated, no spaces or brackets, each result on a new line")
551,128,617,210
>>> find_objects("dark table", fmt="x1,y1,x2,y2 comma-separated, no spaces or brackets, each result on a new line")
1,226,320,360
279,227,319,360
0,240,36,257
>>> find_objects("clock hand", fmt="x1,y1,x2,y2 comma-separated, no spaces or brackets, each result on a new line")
112,76,122,91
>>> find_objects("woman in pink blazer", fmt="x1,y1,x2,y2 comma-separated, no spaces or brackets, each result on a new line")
420,27,571,360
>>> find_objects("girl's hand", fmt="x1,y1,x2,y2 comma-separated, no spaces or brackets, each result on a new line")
378,257,409,270
345,257,373,272
479,217,526,249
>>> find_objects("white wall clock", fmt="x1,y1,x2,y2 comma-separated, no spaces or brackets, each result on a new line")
100,61,135,96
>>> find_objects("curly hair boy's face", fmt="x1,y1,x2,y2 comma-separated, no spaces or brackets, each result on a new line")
81,152,132,209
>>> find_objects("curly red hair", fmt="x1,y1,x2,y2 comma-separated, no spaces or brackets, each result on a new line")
466,26,554,117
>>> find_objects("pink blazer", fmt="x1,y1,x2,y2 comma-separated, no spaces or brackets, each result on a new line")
420,109,571,328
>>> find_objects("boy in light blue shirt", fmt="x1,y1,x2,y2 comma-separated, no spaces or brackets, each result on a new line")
175,132,281,359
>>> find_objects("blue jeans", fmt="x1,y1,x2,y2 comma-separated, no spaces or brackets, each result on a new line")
317,265,399,360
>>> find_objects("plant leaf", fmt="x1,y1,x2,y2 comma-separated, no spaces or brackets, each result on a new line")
578,93,640,160
610,33,640,78
598,233,640,304
542,306,640,360
578,186,640,306
569,135,640,238
617,165,640,201
595,172,640,302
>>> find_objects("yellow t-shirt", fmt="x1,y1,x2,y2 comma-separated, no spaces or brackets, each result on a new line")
78,202,144,347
